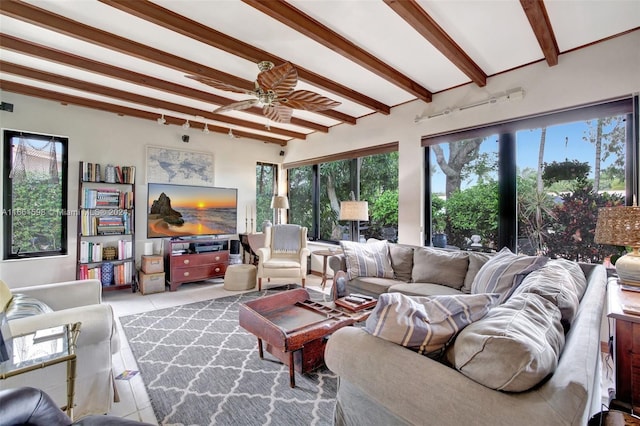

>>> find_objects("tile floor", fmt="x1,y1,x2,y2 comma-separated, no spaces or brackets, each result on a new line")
102,274,326,424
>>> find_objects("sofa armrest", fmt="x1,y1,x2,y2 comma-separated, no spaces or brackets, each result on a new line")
8,304,118,352
328,253,346,274
325,327,558,426
11,280,102,310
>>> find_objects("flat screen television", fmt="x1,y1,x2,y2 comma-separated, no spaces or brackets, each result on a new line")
147,183,237,238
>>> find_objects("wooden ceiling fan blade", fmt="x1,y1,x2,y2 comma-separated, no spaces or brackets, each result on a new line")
257,62,298,98
186,74,253,95
213,99,259,113
263,104,293,123
282,90,342,111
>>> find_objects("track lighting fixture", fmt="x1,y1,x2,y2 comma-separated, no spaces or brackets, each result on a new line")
157,114,166,125
182,119,190,129
203,124,210,134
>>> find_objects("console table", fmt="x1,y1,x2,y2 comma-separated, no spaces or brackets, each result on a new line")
607,278,640,414
164,238,229,291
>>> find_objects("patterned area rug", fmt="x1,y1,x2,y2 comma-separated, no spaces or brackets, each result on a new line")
120,285,336,426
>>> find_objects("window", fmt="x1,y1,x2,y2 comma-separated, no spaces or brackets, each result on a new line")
256,162,277,232
424,97,636,263
286,144,399,242
3,130,68,259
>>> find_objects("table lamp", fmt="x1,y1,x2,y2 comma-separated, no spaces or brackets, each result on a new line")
339,192,369,242
595,205,640,286
271,195,290,225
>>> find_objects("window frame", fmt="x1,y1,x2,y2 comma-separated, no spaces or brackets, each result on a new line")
422,96,638,251
284,142,398,242
2,129,69,259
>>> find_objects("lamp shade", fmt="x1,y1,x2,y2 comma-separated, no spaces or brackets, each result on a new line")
339,201,369,221
595,206,640,286
270,195,290,209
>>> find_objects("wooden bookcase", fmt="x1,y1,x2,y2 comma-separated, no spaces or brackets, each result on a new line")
163,237,229,291
76,161,136,291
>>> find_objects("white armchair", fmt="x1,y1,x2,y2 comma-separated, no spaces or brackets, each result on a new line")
257,225,310,290
0,279,119,418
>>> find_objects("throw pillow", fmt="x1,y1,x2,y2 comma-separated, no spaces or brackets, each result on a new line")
461,252,492,294
411,247,469,290
340,240,394,280
512,263,580,332
364,292,499,358
5,294,54,321
471,247,547,303
451,292,565,392
389,243,414,282
0,280,13,312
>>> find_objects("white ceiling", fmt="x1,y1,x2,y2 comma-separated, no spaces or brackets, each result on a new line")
0,0,638,145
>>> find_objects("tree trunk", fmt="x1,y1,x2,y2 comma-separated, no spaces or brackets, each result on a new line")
537,128,546,194
432,138,484,197
594,119,603,192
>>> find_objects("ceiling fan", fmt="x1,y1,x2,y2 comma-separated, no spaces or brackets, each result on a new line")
187,61,341,124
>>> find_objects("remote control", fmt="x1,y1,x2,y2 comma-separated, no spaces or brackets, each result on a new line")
345,296,366,304
350,293,374,301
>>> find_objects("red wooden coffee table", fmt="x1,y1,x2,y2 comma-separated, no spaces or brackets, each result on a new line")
239,288,356,387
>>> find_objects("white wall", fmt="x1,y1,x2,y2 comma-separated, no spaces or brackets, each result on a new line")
286,31,640,246
1,31,638,286
0,94,282,287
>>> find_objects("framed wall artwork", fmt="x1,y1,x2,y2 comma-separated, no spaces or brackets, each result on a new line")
146,145,215,185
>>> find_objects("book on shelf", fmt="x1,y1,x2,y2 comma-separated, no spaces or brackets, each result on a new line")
81,162,136,184
79,241,102,263
81,188,134,209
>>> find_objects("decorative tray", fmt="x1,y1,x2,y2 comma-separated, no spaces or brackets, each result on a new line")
335,296,377,312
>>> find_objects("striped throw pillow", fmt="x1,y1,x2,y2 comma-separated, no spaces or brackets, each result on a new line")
471,247,548,303
5,294,53,321
340,240,394,280
364,292,499,358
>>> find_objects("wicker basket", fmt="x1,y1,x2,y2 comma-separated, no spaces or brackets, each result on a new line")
103,246,117,260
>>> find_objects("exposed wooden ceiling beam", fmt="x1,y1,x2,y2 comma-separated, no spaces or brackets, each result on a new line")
0,0,354,124
383,0,487,87
242,0,433,103
520,0,559,66
99,0,389,117
0,34,329,133
0,80,289,146
0,61,307,140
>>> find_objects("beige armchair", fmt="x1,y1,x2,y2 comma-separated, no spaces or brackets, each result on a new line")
0,279,119,418
257,225,310,290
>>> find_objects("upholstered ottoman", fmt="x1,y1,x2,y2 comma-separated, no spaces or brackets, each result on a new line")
224,264,257,291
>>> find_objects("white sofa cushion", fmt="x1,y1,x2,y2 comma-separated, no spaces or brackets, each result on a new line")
365,292,499,358
451,292,564,392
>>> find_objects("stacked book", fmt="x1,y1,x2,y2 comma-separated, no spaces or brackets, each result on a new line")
79,241,103,263
81,188,134,209
117,239,133,260
82,162,136,184
78,264,102,281
113,261,133,285
97,215,125,235
81,211,132,235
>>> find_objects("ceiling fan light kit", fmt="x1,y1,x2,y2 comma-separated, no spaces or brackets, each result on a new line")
187,61,341,124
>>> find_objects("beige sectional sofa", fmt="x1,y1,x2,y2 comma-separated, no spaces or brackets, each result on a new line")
325,241,608,425
328,242,492,297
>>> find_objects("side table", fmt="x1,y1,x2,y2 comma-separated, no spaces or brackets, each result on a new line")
0,322,81,420
313,249,342,290
608,279,640,415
